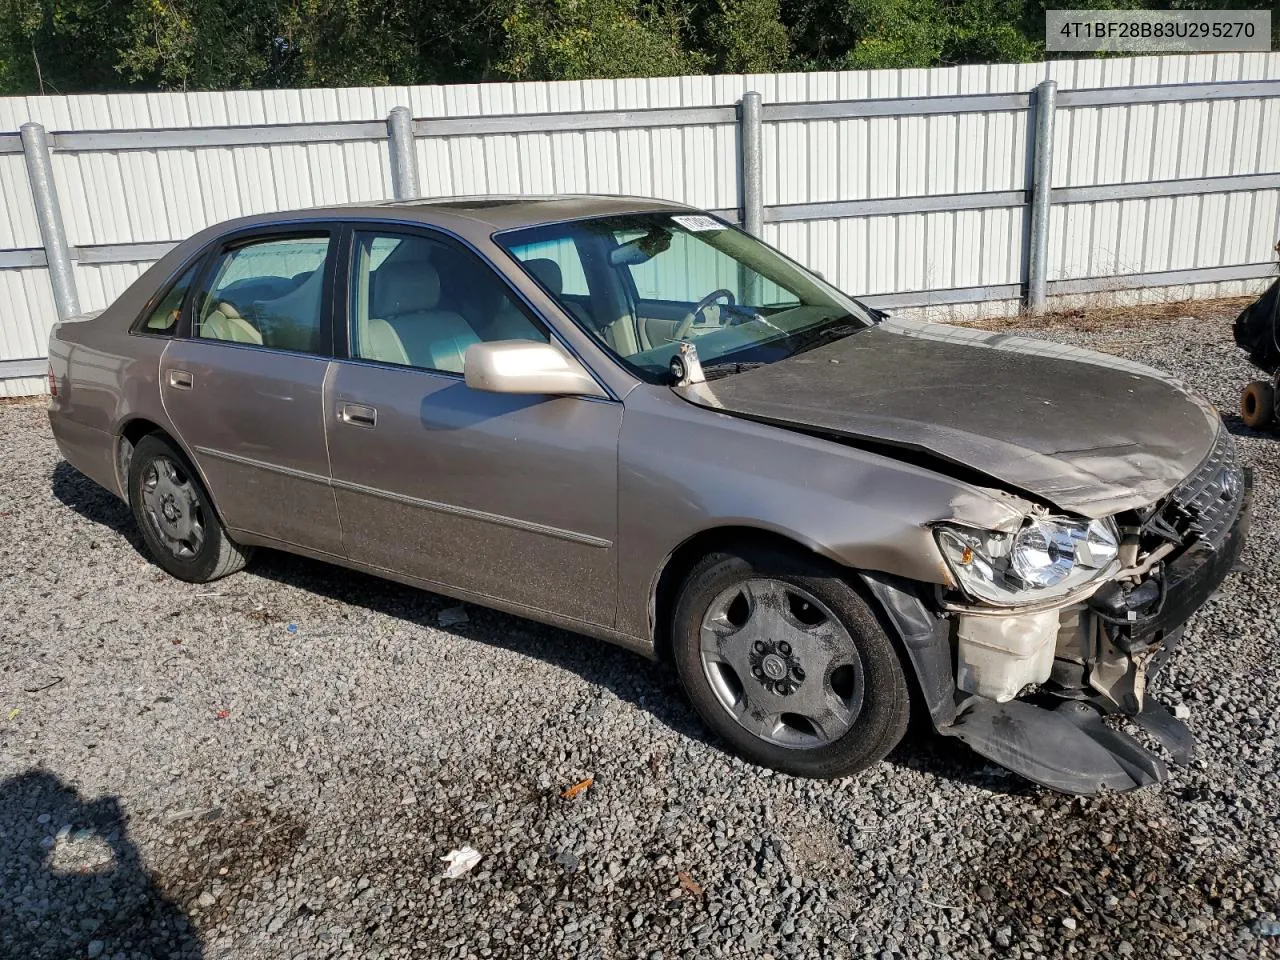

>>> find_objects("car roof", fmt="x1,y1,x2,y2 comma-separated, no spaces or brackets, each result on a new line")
208,194,696,242
380,194,692,229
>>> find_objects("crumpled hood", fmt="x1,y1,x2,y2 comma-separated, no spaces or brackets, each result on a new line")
675,318,1222,518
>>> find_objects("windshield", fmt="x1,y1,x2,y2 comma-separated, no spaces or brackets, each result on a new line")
496,212,873,383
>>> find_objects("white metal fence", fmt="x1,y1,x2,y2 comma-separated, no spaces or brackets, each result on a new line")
2,52,1279,396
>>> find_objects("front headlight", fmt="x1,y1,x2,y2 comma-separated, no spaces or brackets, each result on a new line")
935,516,1120,606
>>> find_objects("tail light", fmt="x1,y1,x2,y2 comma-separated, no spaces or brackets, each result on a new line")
47,363,58,398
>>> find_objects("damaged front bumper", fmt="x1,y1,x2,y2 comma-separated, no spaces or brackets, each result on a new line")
863,452,1252,795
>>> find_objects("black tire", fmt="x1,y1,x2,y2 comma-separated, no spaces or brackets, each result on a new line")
1240,379,1276,430
127,433,252,582
672,546,911,779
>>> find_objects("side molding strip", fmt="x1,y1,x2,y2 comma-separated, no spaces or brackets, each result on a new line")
194,444,612,549
329,476,613,549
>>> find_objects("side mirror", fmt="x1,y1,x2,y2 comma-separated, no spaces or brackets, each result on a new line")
463,340,607,398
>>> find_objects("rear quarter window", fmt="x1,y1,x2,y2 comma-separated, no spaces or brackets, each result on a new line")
133,262,200,336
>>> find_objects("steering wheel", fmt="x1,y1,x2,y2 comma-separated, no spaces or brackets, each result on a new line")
673,289,736,341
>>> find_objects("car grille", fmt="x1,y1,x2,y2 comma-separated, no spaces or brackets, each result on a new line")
1160,429,1245,548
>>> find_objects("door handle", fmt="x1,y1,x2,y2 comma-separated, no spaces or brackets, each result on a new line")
168,369,193,390
339,402,377,427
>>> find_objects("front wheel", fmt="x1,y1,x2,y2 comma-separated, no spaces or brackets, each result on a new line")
672,546,911,779
128,433,252,582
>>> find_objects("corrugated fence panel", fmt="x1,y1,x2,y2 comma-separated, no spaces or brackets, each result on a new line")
1045,53,1280,285
0,154,38,249
2,53,1279,392
71,262,151,319
410,77,739,210
763,205,1029,302
756,59,1057,301
0,268,56,365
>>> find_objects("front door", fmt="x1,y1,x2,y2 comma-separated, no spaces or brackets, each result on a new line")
160,231,342,555
323,227,622,627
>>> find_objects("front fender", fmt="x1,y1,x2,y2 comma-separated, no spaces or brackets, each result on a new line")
616,386,1029,643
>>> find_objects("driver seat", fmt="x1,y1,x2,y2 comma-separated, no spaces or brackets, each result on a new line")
522,258,619,348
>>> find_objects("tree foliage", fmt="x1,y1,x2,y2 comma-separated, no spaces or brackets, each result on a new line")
0,0,1276,95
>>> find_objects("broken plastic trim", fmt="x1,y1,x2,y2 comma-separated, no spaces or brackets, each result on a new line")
936,696,1188,795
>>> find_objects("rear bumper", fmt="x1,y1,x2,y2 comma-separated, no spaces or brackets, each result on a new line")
48,411,121,498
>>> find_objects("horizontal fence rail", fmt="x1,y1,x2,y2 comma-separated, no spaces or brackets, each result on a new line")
2,56,1279,390
50,119,389,151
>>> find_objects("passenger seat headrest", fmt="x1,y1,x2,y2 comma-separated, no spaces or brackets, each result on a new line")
524,258,563,297
372,260,441,317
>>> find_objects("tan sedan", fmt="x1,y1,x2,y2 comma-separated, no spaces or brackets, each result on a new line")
47,196,1248,793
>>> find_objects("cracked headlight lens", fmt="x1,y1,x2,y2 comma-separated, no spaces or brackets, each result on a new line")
935,516,1120,606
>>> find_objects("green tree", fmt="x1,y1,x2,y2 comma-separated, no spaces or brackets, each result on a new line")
0,0,132,94
707,0,790,74
3,0,1277,96
499,0,706,81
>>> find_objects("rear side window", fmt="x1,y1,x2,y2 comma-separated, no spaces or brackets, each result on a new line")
194,235,331,354
135,262,199,335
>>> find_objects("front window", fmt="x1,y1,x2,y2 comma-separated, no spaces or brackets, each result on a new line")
347,230,549,374
498,213,872,382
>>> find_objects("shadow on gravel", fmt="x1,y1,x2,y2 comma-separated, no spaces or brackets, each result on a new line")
248,548,1024,793
883,734,1037,796
51,457,1028,792
1221,411,1277,441
245,546,723,748
51,460,147,554
0,769,203,960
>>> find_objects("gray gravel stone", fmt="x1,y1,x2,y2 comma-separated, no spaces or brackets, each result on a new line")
2,302,1279,959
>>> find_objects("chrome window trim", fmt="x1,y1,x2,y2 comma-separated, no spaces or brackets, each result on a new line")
335,218,623,402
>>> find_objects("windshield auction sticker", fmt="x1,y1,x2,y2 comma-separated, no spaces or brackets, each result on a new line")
672,215,727,232
1047,10,1270,53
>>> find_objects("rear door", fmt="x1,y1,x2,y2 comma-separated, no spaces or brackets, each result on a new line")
323,225,622,627
160,228,343,556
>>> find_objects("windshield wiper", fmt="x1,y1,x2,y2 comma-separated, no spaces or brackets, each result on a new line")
698,361,770,381
775,320,863,358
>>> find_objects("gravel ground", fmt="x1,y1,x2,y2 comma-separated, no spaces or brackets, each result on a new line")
2,306,1279,960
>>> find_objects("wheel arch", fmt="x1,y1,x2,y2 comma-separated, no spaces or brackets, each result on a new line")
114,417,172,495
650,525,859,660
113,417,230,530
649,524,956,726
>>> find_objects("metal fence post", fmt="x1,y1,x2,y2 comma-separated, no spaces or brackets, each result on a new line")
387,106,420,201
20,122,80,320
1026,79,1057,312
740,92,764,238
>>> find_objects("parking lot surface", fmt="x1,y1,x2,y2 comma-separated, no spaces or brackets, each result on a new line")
2,306,1278,960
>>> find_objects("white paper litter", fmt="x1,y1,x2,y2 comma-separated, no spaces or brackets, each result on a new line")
441,846,482,879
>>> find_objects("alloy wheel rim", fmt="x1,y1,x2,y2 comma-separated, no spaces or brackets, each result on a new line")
140,455,205,559
699,578,864,749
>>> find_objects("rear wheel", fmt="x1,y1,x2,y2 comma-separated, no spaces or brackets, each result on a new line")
672,546,911,779
127,433,251,582
1240,379,1276,430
